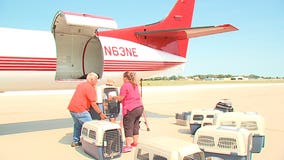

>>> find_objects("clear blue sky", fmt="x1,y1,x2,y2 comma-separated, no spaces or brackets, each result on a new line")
1,0,283,77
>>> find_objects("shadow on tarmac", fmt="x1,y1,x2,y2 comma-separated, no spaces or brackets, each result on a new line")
0,111,172,136
0,118,73,135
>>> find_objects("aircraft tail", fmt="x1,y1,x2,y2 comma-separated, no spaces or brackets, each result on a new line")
99,0,195,58
99,0,237,58
136,0,195,58
153,0,195,30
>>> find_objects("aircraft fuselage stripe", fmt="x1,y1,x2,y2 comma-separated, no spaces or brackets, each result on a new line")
0,56,184,71
0,56,56,71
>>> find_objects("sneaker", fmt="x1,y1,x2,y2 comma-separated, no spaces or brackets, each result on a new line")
122,146,132,153
71,142,82,147
131,142,138,147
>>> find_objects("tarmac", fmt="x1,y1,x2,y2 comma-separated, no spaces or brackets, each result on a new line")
1,83,284,160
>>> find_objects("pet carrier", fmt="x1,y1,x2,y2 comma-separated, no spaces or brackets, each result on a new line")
215,111,265,153
175,111,191,126
81,120,122,160
91,85,120,120
101,86,120,118
134,136,205,160
194,125,263,160
189,109,223,135
214,99,234,112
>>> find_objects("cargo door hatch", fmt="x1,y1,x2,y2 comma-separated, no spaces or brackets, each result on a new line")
51,11,117,81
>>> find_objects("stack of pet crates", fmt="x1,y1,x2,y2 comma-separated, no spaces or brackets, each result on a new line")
194,125,264,160
215,112,265,153
194,111,265,160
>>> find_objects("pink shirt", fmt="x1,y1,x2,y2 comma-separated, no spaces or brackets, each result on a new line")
120,82,143,115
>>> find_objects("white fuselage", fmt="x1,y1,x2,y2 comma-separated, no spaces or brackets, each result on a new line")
0,28,186,91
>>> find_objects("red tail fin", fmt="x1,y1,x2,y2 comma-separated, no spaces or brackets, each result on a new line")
99,0,195,58
150,0,195,29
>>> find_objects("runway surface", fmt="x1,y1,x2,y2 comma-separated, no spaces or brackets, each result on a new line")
1,83,284,160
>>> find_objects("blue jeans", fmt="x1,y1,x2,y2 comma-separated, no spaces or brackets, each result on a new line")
70,111,92,143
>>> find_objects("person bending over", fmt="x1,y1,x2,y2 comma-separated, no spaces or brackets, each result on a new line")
68,72,107,147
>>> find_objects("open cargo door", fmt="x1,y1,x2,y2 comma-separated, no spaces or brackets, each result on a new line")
52,11,117,81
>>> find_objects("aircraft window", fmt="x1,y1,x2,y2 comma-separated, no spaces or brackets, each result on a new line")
136,148,149,160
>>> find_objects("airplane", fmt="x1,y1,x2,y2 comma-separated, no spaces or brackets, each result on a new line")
0,0,238,92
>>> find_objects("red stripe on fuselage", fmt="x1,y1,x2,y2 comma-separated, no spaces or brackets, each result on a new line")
0,56,183,71
104,60,183,71
0,56,56,71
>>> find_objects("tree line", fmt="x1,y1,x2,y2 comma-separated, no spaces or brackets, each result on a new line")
144,74,283,81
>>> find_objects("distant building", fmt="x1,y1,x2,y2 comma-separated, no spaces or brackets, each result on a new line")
193,77,200,80
231,76,248,80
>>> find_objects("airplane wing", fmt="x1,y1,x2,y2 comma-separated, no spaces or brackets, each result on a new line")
136,24,238,39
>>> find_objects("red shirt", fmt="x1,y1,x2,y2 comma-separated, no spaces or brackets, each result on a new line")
68,82,97,112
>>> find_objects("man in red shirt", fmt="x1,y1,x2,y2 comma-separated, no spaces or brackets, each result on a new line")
68,72,107,147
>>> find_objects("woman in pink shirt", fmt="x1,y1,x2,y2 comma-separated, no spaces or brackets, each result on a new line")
114,71,144,153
